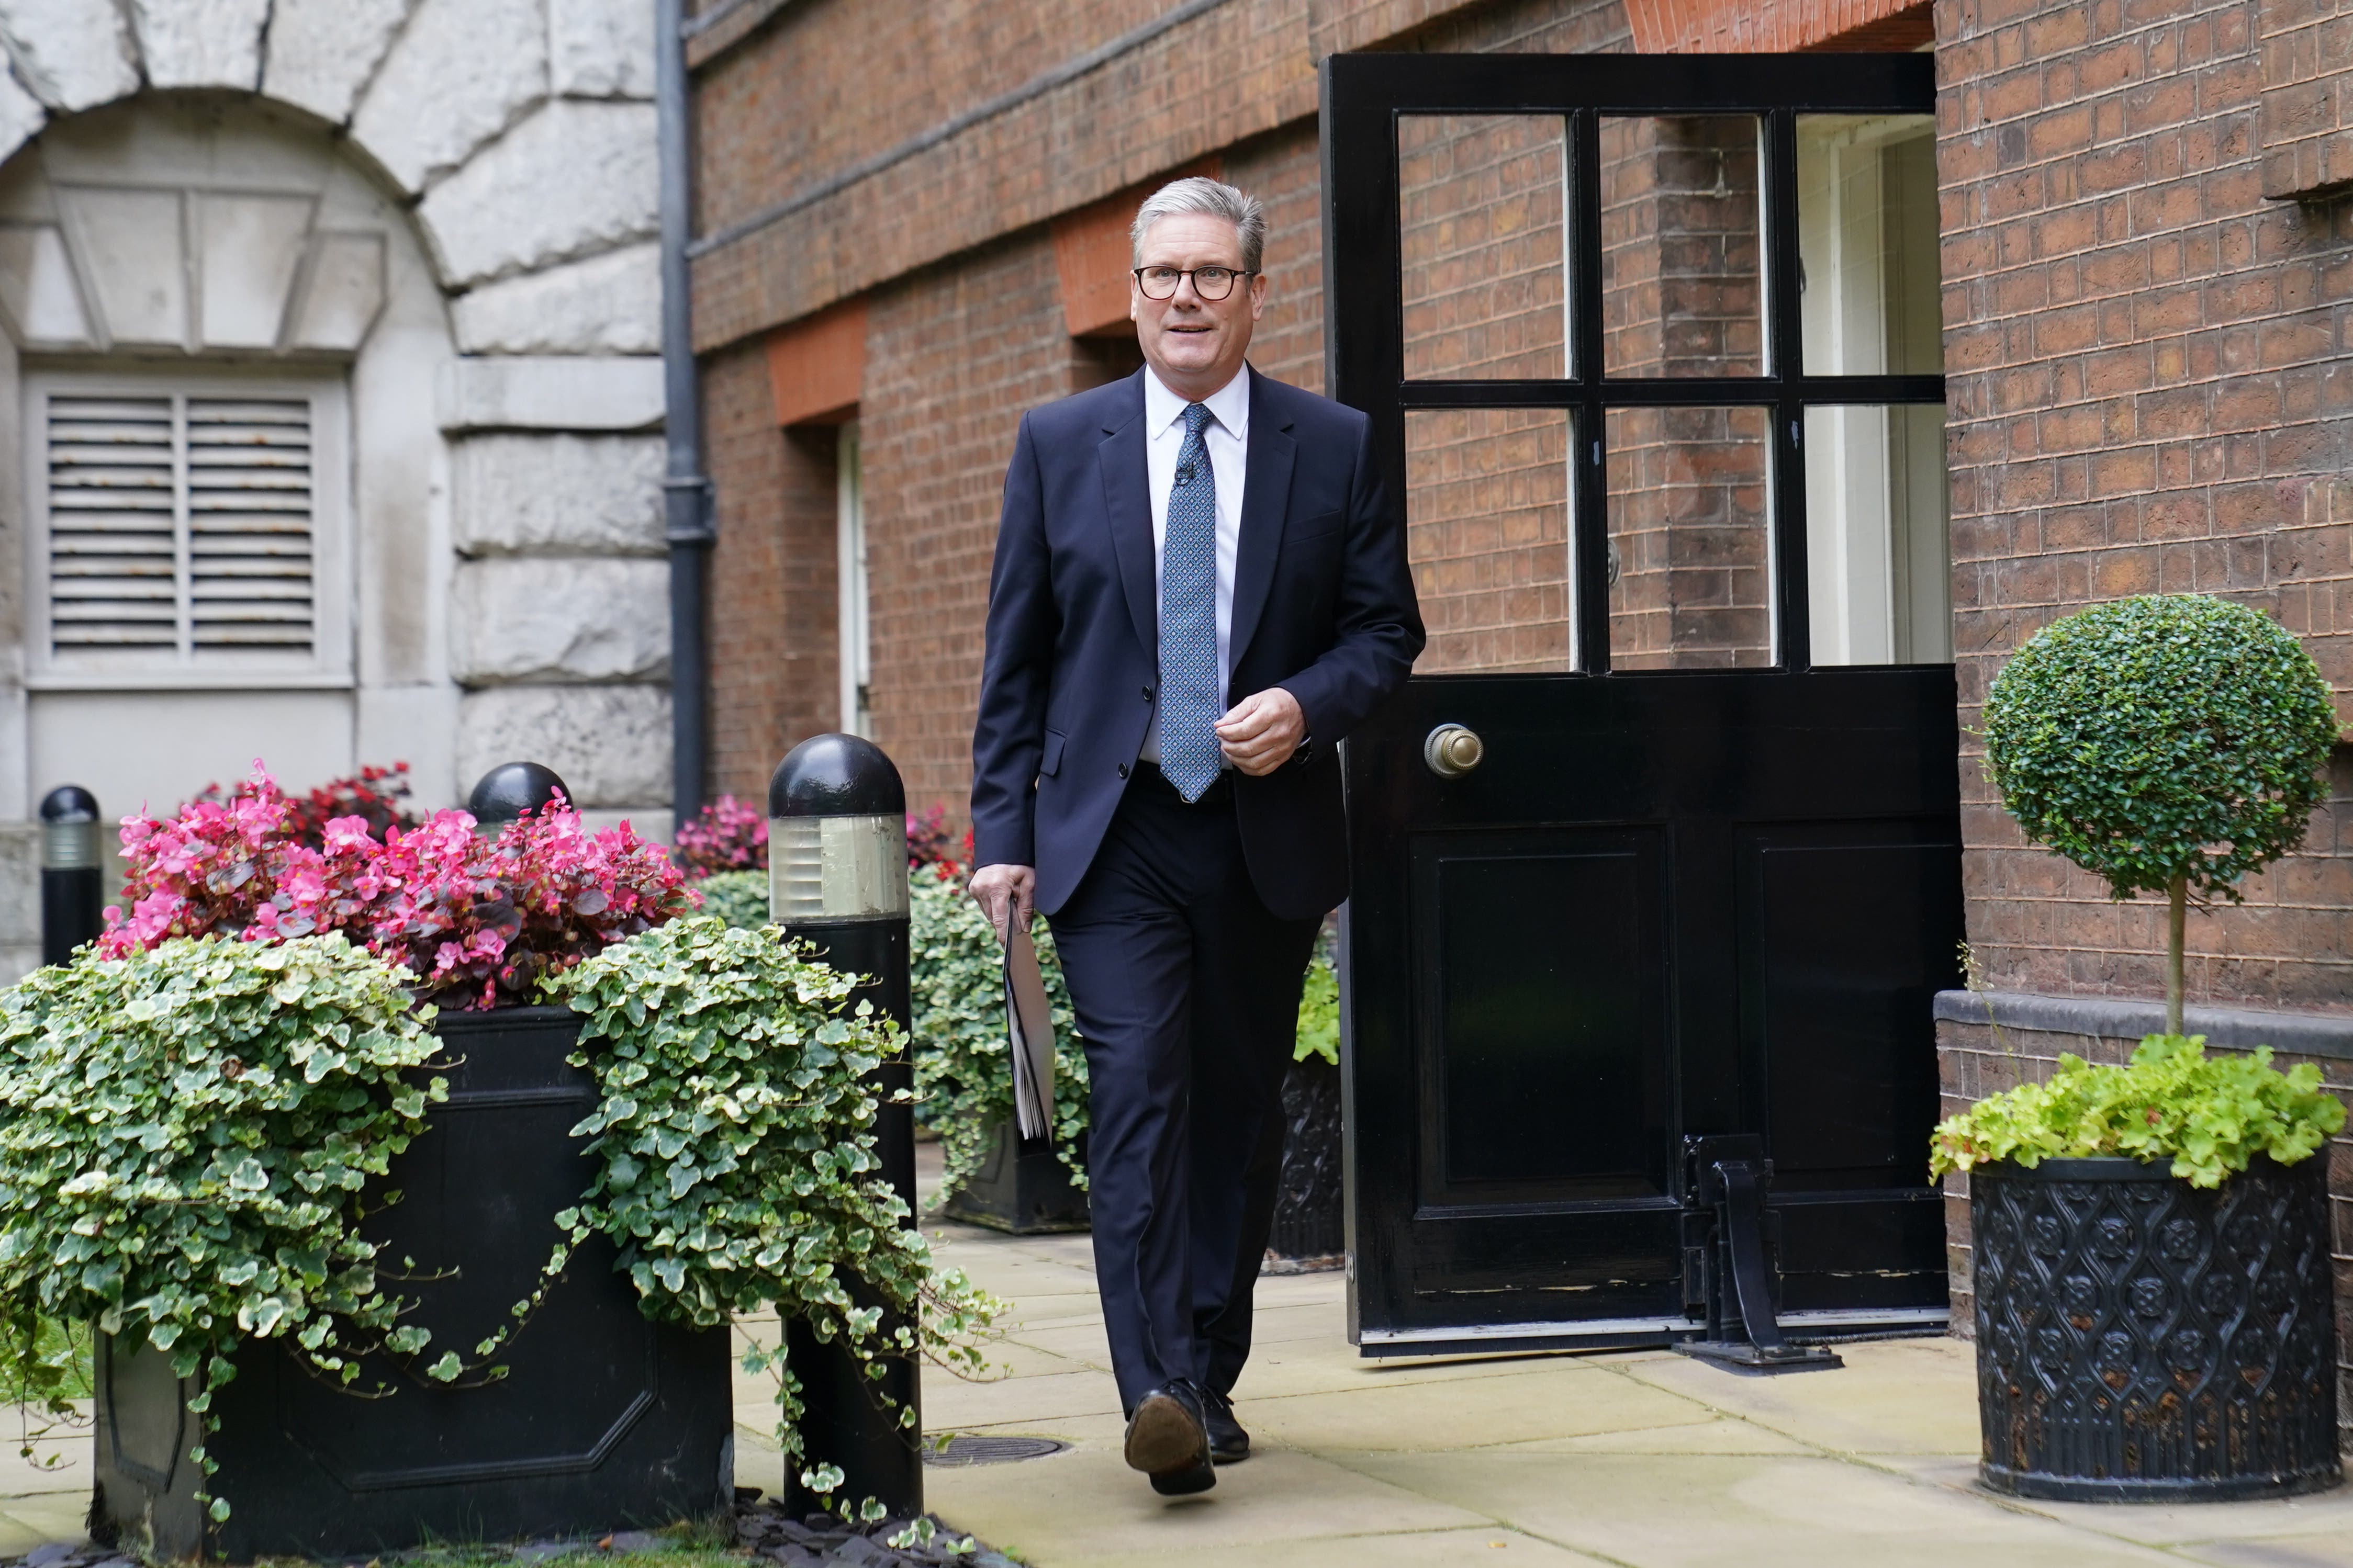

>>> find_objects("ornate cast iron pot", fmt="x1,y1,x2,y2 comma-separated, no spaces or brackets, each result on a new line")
1269,1055,1343,1267
1971,1154,2340,1502
92,1006,734,1561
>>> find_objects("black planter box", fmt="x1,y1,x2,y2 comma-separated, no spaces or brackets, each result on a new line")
939,1121,1089,1233
92,1006,734,1561
1971,1153,2341,1502
1269,1055,1343,1266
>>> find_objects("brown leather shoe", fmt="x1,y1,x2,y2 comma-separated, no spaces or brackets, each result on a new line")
1124,1379,1216,1495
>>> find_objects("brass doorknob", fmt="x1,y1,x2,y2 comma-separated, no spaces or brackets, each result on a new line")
1424,723,1484,779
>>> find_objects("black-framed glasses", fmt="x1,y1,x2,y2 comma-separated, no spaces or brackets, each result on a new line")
1133,265,1256,301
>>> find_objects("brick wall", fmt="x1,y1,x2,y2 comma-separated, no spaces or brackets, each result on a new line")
1936,1014,2353,1446
1935,0,2353,1014
1598,114,1773,667
859,234,1081,819
703,340,843,802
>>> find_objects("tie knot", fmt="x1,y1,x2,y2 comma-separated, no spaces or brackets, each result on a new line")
1182,402,1213,437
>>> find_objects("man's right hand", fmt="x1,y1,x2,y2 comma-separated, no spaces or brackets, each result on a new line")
969,863,1037,939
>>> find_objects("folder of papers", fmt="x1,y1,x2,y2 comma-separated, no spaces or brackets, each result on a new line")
1000,917,1055,1140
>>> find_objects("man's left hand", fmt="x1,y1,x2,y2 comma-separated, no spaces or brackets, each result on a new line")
1216,688,1306,775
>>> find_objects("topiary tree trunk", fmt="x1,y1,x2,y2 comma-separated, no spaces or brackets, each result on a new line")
2166,874,2186,1037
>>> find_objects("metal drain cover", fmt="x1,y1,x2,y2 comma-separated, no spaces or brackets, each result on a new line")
922,1435,1070,1467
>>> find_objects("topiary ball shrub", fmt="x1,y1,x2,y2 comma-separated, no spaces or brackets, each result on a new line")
1981,594,2339,1027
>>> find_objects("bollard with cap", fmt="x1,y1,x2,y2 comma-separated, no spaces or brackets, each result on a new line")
39,785,103,966
768,732,921,1518
468,761,572,829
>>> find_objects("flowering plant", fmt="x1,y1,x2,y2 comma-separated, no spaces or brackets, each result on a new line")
189,762,418,848
905,806,959,871
100,764,692,1010
670,794,768,874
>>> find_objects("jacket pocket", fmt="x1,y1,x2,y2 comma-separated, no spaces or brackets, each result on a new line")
1039,728,1067,777
1288,507,1343,542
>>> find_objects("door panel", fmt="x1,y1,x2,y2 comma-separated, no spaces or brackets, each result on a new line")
1742,826,1959,1193
1415,829,1668,1201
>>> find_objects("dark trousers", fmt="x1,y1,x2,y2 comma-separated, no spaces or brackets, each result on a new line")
1047,763,1323,1414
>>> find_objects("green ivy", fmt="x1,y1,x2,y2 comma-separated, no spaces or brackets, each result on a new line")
1293,928,1339,1066
550,916,1000,1514
907,867,1091,1196
691,870,770,932
0,936,450,1521
1982,594,2340,903
1929,1034,2345,1189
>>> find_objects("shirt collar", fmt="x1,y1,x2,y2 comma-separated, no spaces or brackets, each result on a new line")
1144,363,1251,441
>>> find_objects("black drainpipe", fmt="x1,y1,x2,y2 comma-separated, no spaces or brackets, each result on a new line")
657,0,713,822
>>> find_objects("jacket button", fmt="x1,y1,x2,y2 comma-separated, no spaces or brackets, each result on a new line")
1141,686,1154,702
1116,763,1129,779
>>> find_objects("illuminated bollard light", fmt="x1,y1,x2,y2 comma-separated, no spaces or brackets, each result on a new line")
768,732,921,1520
39,785,102,965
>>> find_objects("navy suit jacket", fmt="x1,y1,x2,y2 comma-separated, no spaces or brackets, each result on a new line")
971,366,1425,921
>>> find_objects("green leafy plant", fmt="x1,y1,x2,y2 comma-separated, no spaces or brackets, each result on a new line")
691,869,770,931
0,935,452,1521
550,916,1001,1515
1929,1034,2345,1189
1982,594,2340,1033
1294,928,1339,1066
907,865,1090,1195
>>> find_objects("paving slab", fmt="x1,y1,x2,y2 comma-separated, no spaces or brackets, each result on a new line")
1617,1336,1981,1455
1244,1361,1720,1453
1335,1450,2191,1568
926,1445,1492,1563
1073,1525,1616,1566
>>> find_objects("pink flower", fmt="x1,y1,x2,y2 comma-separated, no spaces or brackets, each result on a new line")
96,762,690,1009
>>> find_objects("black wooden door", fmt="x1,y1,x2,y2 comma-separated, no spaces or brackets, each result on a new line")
1326,52,1962,1355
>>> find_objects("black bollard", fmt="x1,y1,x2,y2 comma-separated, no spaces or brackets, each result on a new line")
768,734,921,1519
468,761,572,827
38,785,103,966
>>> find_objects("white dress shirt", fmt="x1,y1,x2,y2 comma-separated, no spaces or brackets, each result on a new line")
1139,365,1249,764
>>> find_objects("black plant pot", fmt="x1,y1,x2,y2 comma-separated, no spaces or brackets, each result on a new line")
1971,1154,2341,1502
939,1121,1090,1234
91,1006,734,1561
1268,1055,1343,1267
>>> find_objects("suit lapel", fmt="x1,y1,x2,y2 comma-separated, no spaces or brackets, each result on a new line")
1097,371,1157,661
1226,368,1295,683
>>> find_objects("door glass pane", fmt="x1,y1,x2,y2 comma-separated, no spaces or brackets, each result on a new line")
1797,115,1942,376
1405,407,1574,671
1600,115,1765,377
1803,404,1951,664
1606,404,1773,668
1398,116,1568,380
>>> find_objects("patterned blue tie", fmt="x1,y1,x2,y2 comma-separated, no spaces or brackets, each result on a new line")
1158,402,1222,802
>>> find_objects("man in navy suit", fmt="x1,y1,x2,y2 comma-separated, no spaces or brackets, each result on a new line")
968,177,1422,1496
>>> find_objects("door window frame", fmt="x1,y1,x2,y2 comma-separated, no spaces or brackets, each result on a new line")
1323,52,1943,675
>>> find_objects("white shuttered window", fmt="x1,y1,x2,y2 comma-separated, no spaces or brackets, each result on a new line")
28,376,349,682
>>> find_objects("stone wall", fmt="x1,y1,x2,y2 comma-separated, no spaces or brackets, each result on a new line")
1935,0,2353,1013
0,0,671,978
1935,993,2353,1447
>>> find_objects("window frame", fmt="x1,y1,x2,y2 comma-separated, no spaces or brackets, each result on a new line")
1325,52,1944,674
22,365,353,691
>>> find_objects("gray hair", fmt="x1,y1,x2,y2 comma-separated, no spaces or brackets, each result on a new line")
1130,176,1267,274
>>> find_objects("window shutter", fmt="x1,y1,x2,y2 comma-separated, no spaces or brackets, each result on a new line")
44,394,177,651
39,386,323,668
186,397,314,653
